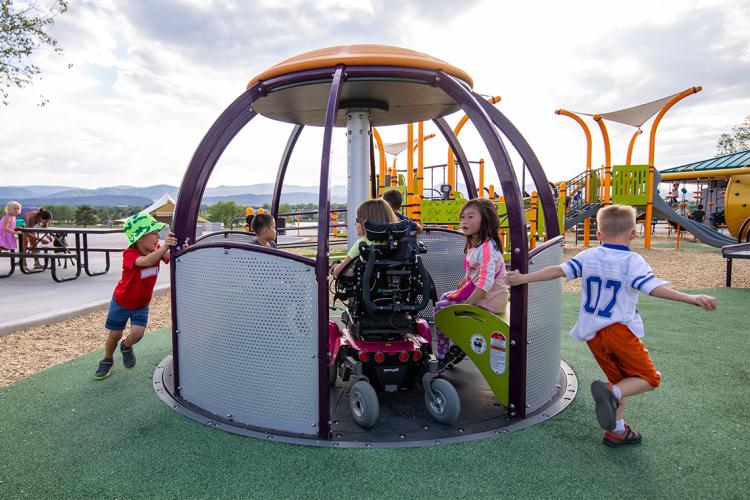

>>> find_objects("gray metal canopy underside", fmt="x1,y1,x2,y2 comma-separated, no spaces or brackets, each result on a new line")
252,78,464,127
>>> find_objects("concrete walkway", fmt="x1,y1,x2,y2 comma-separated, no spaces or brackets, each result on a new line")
0,232,170,336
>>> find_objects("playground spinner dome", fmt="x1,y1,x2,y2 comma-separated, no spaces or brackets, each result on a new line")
155,45,576,447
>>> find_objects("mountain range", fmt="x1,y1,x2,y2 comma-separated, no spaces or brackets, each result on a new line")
1,184,348,207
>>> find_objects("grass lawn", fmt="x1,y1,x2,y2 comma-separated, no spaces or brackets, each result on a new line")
0,288,747,498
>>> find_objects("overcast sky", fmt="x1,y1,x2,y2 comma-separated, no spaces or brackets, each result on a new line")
2,0,749,192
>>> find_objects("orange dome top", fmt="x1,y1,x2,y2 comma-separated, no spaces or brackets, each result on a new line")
247,44,473,89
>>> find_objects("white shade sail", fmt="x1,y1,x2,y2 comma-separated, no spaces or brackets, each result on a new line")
575,91,682,127
376,137,425,156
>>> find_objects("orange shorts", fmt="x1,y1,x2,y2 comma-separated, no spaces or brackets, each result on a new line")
586,323,661,388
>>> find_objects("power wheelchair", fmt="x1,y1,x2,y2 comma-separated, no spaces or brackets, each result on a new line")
328,219,461,428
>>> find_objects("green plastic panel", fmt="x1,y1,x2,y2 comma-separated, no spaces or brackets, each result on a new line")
380,183,407,197
557,192,565,234
611,165,649,205
537,199,546,241
421,192,466,224
434,304,511,406
592,171,601,203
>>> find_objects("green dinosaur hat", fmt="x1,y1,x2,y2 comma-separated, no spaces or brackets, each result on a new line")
123,213,165,246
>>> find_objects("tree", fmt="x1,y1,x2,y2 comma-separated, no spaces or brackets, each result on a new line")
207,201,246,228
1,0,68,106
716,114,750,155
74,204,98,227
44,203,74,222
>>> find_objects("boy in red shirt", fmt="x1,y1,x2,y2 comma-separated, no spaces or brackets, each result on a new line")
94,213,177,380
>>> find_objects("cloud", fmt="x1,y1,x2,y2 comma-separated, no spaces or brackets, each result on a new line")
1,0,747,191
115,0,482,71
571,5,750,110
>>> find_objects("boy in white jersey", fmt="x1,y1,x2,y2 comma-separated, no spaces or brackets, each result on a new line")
506,205,716,447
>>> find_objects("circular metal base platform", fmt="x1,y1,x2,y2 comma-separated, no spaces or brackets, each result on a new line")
154,355,577,448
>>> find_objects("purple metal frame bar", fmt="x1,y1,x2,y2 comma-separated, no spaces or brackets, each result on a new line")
272,124,304,220
173,89,258,243
177,240,316,266
315,65,345,439
171,87,260,397
435,71,530,418
528,234,564,258
193,230,255,243
422,227,463,237
433,117,478,198
475,97,560,237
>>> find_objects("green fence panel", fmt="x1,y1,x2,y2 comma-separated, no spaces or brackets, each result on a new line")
590,171,601,204
421,192,466,224
611,165,649,205
537,199,546,241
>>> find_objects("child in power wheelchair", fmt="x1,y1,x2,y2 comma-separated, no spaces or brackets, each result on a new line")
329,200,461,428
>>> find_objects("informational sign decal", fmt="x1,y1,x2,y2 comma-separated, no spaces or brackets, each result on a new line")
470,334,487,355
489,331,507,375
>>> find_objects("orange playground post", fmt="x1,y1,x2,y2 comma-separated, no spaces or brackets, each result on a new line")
529,191,538,249
644,86,702,248
373,127,387,193
593,115,612,206
626,128,642,165
417,122,425,220
555,109,593,247
479,158,485,198
407,123,414,217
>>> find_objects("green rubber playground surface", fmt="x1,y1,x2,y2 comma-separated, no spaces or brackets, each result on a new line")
0,288,748,498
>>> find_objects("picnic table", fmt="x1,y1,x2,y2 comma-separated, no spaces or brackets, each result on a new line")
0,227,124,283
722,242,750,288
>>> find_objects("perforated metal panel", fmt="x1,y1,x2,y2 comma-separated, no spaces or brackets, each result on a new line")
174,247,318,435
195,232,257,245
525,240,564,413
417,230,466,321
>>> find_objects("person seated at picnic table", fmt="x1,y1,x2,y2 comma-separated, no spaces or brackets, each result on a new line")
23,207,53,269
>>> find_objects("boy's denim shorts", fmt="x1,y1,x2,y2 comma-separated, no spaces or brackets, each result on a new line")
105,297,149,331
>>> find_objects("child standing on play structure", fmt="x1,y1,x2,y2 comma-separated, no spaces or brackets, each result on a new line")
94,213,179,380
434,197,509,367
331,199,398,278
1,201,23,251
505,204,717,447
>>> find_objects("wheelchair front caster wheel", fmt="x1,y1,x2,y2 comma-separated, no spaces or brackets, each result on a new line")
349,380,379,428
425,378,461,424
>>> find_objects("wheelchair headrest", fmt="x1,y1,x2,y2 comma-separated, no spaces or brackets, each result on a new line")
363,219,410,241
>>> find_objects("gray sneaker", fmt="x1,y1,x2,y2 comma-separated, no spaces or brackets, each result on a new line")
94,359,114,380
591,380,619,431
120,342,136,369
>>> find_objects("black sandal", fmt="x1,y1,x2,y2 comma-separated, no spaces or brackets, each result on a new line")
603,424,642,447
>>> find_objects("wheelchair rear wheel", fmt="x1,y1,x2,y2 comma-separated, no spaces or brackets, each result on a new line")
425,378,461,424
349,380,379,428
